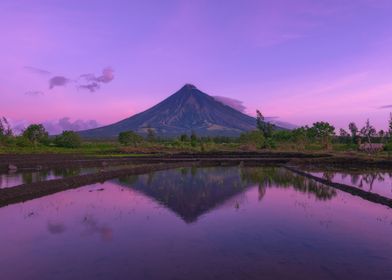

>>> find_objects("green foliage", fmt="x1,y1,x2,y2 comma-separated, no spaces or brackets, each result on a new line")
256,110,274,138
118,131,143,146
22,124,49,145
54,131,82,148
15,136,33,147
264,138,277,149
388,113,392,136
311,121,335,149
360,119,376,144
385,141,392,152
179,134,189,142
272,130,293,142
348,122,358,143
0,117,13,140
190,131,198,147
146,127,157,142
239,130,265,148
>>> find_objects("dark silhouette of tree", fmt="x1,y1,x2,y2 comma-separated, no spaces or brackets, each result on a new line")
22,124,48,145
349,122,358,143
146,127,157,142
55,131,82,148
311,121,335,149
256,110,274,138
118,130,143,146
0,117,12,139
360,119,376,144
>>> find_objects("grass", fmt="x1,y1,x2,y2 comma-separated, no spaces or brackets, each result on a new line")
1,139,391,159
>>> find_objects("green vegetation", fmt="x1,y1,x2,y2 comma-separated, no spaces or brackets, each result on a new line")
118,131,143,146
22,124,49,145
54,131,82,148
1,112,392,156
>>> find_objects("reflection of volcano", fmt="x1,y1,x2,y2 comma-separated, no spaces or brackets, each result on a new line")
112,166,336,223
115,167,251,223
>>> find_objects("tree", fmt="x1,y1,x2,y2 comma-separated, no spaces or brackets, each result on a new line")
339,128,350,137
22,124,48,145
146,127,156,142
292,126,308,149
54,131,82,148
179,134,189,142
378,130,385,141
360,119,376,144
190,131,198,147
239,130,265,148
256,110,274,138
118,131,143,146
0,117,12,138
339,128,351,144
311,122,335,149
348,122,358,143
388,113,392,137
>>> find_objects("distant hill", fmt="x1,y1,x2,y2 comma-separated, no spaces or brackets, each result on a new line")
79,84,286,138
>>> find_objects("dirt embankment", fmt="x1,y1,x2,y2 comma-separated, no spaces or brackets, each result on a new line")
2,152,392,172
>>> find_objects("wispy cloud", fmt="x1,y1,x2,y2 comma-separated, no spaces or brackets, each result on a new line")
24,66,51,75
25,90,44,96
213,96,246,112
379,105,392,109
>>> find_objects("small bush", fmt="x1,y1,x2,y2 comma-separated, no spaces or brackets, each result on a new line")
118,131,143,146
54,131,82,148
15,136,33,147
23,124,49,145
239,130,265,148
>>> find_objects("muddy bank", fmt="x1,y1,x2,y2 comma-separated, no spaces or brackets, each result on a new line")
284,165,392,208
0,152,327,172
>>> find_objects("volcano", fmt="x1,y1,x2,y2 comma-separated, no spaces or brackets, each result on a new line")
79,84,280,138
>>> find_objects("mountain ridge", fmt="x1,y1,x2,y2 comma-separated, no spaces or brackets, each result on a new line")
79,84,282,138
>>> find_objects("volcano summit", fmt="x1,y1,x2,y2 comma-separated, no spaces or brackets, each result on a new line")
79,84,276,138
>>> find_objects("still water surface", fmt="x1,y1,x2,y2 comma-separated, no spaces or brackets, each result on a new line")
0,166,391,280
0,167,97,189
309,170,392,199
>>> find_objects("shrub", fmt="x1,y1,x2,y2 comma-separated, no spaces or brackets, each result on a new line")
239,130,265,148
118,131,143,146
54,131,82,148
15,136,33,147
22,124,49,145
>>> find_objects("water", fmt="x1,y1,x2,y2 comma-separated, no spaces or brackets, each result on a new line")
309,170,392,199
0,167,97,189
0,166,391,280
0,165,135,189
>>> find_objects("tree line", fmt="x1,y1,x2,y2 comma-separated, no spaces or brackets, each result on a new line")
0,118,81,148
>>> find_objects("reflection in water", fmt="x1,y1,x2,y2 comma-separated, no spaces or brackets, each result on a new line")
116,167,248,223
309,169,392,199
81,215,113,242
241,167,337,201
1,167,392,280
0,167,89,189
47,221,66,234
116,166,336,223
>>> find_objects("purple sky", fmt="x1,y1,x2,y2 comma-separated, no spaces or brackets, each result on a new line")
1,0,392,133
